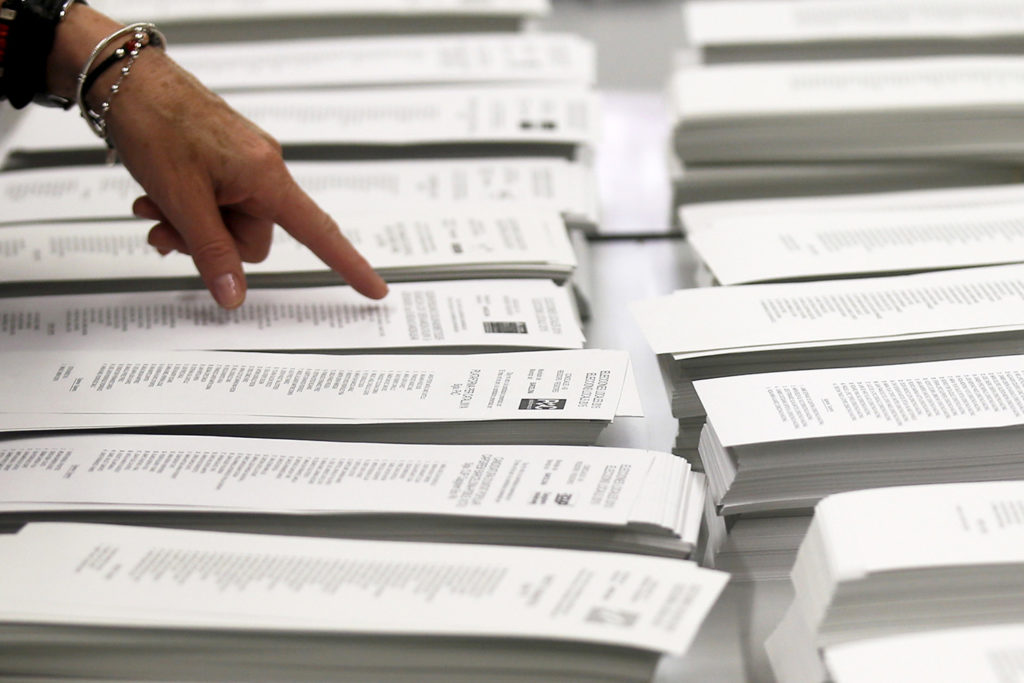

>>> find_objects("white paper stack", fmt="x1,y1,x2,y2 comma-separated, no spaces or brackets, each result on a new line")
0,208,577,294
170,33,595,93
670,158,1024,207
707,514,812,582
633,264,1024,451
766,482,1024,683
6,85,598,161
0,433,704,558
669,57,1024,164
824,624,1024,683
684,0,1024,63
0,159,600,230
693,356,1024,515
0,280,583,353
681,184,1024,284
91,0,550,33
0,348,642,445
0,521,728,682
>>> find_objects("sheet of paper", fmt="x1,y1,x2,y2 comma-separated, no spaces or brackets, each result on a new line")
0,349,636,430
632,264,1024,357
0,434,667,527
0,209,576,284
0,522,726,656
814,481,1024,582
688,203,1024,284
91,0,550,22
684,0,1024,46
0,280,583,352
0,159,598,226
672,56,1024,120
825,624,1024,683
694,354,1024,446
8,86,598,153
171,34,594,92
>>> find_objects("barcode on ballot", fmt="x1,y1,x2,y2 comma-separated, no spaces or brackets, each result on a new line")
483,321,528,334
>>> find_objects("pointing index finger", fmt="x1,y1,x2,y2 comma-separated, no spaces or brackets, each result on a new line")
273,179,389,300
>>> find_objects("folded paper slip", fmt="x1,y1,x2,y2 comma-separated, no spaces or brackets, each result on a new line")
0,159,599,231
92,0,550,26
824,624,1024,683
0,434,704,558
684,0,1024,63
0,522,727,682
633,263,1024,424
682,184,1024,284
0,209,577,293
7,85,598,158
0,348,642,445
170,33,595,92
694,355,1024,514
790,482,1024,648
0,280,584,354
670,56,1024,163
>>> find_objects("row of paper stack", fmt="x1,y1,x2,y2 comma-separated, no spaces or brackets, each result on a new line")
670,0,1024,211
766,481,1024,683
0,2,726,681
636,180,1024,562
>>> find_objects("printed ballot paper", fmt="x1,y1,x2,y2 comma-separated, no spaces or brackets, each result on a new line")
0,433,705,558
0,349,641,445
0,521,727,682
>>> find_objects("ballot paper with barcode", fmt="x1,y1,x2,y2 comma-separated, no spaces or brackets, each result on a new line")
91,0,551,23
0,280,583,353
0,209,577,286
0,348,640,434
0,521,727,658
171,33,595,92
0,159,598,227
6,85,598,155
0,434,659,526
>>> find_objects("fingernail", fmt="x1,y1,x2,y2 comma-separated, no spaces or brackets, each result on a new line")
213,273,243,308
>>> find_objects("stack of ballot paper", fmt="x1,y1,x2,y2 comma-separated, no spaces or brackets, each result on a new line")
683,0,1024,63
766,482,1024,683
823,624,1024,683
670,158,1024,207
669,57,1024,164
0,280,584,354
693,355,1024,515
170,33,595,93
5,85,598,164
632,264,1024,452
0,434,705,558
0,208,578,295
0,522,728,682
681,184,1024,284
0,348,642,446
706,514,812,582
0,159,600,231
91,0,550,34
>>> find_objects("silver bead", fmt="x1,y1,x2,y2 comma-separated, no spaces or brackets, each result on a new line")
110,84,119,93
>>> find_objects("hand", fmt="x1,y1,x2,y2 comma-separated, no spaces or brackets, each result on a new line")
109,50,388,308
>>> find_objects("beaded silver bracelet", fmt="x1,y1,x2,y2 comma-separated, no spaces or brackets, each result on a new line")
74,22,166,162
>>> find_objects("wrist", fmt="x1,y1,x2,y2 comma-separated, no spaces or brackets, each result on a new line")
45,2,119,102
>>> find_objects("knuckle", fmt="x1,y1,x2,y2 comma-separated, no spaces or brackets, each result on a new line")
190,238,238,267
